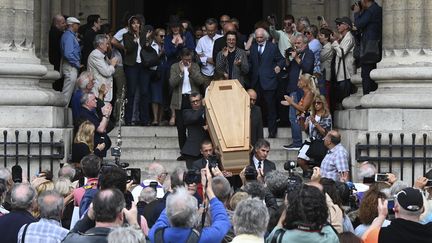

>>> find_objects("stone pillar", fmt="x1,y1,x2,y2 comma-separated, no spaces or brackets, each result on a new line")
335,0,432,182
0,0,71,172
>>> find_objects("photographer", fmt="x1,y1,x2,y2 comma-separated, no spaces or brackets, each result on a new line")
353,0,382,95
268,14,301,58
149,164,231,243
282,34,315,150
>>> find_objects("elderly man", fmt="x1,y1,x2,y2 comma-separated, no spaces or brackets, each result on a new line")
320,130,349,182
195,18,222,86
283,34,314,150
149,167,231,243
0,183,36,243
249,28,285,138
77,93,112,157
247,89,263,146
131,162,167,202
363,187,432,243
17,191,68,242
71,71,95,122
49,15,66,73
61,17,82,106
332,17,356,104
87,34,118,103
0,167,14,211
231,198,269,242
63,188,139,243
249,139,276,176
170,48,205,160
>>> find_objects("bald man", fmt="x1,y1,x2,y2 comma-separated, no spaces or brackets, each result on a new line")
248,89,263,146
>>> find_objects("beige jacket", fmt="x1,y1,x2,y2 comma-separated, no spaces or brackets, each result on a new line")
88,48,115,102
326,193,344,234
332,31,356,82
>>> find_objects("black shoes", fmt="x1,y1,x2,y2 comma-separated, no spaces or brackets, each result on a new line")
283,144,301,150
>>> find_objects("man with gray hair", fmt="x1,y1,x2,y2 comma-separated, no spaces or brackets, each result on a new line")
0,167,13,211
265,170,290,205
58,164,77,183
131,162,167,202
149,169,231,242
249,28,285,138
231,197,269,242
0,183,36,243
71,71,95,122
17,190,69,242
87,34,118,103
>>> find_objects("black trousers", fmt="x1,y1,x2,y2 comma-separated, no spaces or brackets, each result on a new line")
175,94,192,151
361,63,378,95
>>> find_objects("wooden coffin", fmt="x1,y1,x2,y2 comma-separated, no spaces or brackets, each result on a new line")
204,79,250,174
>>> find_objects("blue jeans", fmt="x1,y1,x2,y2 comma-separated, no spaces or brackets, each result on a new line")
124,64,150,124
289,91,302,146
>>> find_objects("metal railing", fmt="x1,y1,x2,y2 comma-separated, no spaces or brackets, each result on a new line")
0,130,64,179
356,133,432,185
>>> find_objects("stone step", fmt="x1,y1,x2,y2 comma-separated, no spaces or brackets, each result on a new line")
110,126,297,138
117,136,293,149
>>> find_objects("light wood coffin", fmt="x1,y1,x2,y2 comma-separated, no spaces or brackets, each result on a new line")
205,79,250,174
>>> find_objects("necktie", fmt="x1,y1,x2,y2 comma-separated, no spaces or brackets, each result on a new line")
258,161,262,169
258,44,263,55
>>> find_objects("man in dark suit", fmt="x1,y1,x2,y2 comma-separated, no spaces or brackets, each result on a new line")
247,89,263,147
181,92,209,168
191,140,219,171
250,139,276,176
0,183,36,243
283,34,315,150
248,28,285,138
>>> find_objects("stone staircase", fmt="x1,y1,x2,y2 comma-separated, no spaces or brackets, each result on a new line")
107,126,300,173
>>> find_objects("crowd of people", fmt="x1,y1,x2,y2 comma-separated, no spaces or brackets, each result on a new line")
51,0,384,166
0,0,429,242
0,151,431,243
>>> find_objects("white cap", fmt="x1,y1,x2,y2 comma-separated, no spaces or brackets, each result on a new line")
66,17,80,25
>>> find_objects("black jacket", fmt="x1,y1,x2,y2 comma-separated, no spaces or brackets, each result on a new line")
250,105,263,147
181,107,209,157
378,218,432,243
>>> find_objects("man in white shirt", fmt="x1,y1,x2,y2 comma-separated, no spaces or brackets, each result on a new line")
195,18,222,87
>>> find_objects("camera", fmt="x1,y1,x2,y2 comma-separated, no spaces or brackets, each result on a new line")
374,173,389,182
149,181,158,191
244,165,258,181
351,1,362,11
207,154,219,169
184,170,201,185
284,161,296,172
111,146,121,157
317,16,324,21
125,168,141,184
426,180,432,187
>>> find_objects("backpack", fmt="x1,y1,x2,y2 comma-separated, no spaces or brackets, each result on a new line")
154,227,200,243
79,188,99,217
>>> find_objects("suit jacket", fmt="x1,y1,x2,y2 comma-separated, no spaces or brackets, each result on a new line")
123,31,147,66
250,105,263,147
248,41,285,91
286,46,315,93
181,107,209,157
87,48,115,102
249,155,276,176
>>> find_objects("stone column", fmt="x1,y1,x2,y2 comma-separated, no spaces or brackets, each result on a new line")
0,0,67,125
335,0,432,182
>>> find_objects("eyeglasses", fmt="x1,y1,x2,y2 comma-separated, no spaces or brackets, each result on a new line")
159,35,165,38
314,101,323,105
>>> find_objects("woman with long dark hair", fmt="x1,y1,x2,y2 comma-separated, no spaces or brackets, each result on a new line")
267,185,339,243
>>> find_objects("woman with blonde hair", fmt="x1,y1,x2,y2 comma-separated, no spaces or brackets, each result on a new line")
72,120,105,166
281,73,320,150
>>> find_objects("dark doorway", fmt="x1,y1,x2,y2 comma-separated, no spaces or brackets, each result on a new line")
114,0,263,35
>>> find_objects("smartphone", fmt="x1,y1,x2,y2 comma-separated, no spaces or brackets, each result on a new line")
387,199,395,216
149,181,158,191
375,173,389,182
125,168,141,184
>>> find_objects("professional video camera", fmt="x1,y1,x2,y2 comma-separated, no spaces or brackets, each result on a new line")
284,160,297,175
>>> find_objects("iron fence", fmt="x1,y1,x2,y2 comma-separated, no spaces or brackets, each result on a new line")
0,130,64,179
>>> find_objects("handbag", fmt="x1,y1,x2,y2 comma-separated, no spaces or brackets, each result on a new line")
360,39,382,64
140,46,160,68
306,138,327,163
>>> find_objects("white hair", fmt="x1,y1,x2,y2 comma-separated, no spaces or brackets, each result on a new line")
233,198,269,237
166,187,198,227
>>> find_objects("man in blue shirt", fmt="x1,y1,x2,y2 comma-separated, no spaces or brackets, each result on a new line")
61,17,82,106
